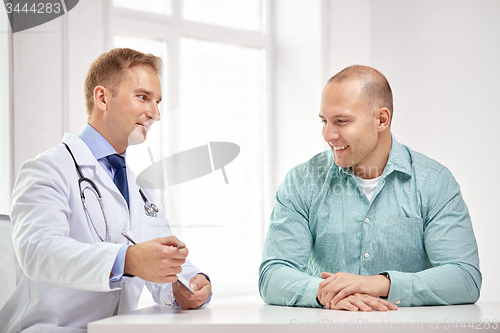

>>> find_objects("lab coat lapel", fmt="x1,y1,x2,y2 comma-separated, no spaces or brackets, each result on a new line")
61,133,97,167
61,133,128,212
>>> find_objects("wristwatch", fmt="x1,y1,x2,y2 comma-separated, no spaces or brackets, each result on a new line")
378,272,391,299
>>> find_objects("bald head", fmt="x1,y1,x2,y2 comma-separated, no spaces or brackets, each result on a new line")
327,65,393,120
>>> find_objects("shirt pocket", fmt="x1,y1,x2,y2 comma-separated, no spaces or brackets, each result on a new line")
378,217,427,272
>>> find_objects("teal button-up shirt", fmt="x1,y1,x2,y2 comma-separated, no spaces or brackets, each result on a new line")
259,137,481,307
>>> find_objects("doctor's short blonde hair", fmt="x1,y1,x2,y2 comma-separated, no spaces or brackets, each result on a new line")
84,48,162,116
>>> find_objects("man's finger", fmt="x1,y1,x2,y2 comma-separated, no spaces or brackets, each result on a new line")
324,280,351,305
379,299,398,310
370,302,388,311
332,284,359,305
363,297,388,311
323,283,343,309
334,299,358,311
348,298,372,312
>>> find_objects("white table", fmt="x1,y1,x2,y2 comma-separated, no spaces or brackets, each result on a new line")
88,303,500,333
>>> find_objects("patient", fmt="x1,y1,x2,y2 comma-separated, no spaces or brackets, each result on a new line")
259,65,481,311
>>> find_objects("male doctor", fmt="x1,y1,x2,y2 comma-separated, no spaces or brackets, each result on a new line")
0,48,211,332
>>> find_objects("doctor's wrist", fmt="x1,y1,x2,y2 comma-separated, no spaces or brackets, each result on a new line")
110,245,130,281
123,245,139,277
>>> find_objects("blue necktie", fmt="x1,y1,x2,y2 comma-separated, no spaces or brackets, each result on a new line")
107,154,129,208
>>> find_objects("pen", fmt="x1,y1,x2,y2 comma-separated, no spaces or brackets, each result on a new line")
122,229,186,250
122,229,138,245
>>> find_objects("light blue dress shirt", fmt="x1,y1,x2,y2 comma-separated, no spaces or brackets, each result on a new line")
259,136,481,307
78,123,128,281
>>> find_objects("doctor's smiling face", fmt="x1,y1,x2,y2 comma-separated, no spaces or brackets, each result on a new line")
91,64,162,155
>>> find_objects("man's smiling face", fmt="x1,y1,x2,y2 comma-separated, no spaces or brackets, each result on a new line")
319,79,381,176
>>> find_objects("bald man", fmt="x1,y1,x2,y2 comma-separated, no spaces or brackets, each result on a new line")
259,65,481,311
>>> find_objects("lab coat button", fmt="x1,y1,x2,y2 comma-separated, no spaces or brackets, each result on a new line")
364,252,369,258
364,218,370,223
395,300,401,305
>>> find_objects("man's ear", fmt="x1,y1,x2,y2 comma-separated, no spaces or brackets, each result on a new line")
93,86,108,112
377,108,391,131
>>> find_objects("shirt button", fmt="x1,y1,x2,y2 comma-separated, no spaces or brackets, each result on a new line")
364,218,370,223
364,252,369,258
395,300,401,305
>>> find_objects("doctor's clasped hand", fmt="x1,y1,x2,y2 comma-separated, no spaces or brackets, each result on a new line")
172,273,212,309
124,237,211,309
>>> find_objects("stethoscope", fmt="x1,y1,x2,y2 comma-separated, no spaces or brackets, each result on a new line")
63,143,159,243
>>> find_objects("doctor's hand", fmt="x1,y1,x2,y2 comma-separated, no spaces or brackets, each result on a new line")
317,272,391,308
124,236,188,283
173,274,211,310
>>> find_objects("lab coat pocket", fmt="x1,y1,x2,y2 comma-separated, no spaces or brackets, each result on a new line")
379,217,427,272
139,215,169,242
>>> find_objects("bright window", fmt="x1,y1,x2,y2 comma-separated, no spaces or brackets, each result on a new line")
182,0,263,31
172,37,265,295
113,0,171,15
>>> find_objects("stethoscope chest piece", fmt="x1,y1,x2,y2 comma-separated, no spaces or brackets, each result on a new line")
140,189,159,217
144,203,158,217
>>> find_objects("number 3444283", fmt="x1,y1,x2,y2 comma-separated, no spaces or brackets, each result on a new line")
5,2,62,14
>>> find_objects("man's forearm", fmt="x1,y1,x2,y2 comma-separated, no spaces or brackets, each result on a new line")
385,263,481,306
259,262,323,308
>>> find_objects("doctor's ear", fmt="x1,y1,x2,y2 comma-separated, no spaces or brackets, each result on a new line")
93,86,108,112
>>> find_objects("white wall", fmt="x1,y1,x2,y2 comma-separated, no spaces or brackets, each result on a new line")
272,0,324,190
0,11,11,215
327,0,500,302
11,0,106,178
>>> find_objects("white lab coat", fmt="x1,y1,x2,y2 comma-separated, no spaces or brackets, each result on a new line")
0,134,201,333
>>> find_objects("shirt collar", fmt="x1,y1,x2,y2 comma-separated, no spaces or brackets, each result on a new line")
382,135,412,178
338,135,412,179
78,123,126,160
